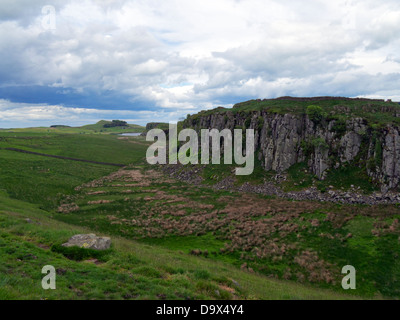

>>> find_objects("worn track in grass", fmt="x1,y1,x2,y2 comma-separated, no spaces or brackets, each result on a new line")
3,147,125,167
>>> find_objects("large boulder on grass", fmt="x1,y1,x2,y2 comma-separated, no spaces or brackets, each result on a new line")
62,234,111,250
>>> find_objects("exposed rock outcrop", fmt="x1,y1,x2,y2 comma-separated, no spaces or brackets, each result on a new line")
183,99,400,192
62,234,111,250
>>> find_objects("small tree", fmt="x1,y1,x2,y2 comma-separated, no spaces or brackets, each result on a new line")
306,105,326,124
103,120,128,128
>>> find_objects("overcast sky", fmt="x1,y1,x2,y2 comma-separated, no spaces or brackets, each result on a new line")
1,0,400,128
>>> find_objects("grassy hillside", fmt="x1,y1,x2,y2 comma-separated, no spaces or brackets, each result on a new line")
80,120,145,133
0,129,398,300
54,164,400,298
0,132,149,163
0,183,358,300
0,133,150,211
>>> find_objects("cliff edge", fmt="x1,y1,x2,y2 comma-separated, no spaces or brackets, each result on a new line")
182,97,400,192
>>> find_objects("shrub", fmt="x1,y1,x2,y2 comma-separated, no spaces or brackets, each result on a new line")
331,119,347,137
311,137,329,151
300,140,312,157
103,120,128,128
306,105,326,124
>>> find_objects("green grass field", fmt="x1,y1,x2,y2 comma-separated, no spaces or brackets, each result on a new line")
0,127,398,300
0,132,150,211
54,164,400,298
0,190,360,300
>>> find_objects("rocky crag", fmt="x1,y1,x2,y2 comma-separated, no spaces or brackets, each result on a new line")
140,122,169,136
182,97,400,193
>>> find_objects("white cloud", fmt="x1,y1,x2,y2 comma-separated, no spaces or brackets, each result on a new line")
0,0,400,126
0,99,178,128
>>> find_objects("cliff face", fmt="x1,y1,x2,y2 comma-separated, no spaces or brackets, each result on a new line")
141,122,169,136
183,109,400,192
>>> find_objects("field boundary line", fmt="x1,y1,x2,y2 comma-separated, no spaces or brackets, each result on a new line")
3,147,126,167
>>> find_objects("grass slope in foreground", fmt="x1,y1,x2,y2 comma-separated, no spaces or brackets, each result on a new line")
0,191,357,300
58,165,400,298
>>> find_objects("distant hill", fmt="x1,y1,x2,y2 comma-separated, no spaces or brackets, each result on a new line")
0,121,145,134
80,120,145,133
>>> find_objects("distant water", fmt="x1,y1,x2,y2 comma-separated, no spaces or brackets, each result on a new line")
119,132,142,136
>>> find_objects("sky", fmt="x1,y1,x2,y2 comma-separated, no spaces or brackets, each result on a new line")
1,0,400,128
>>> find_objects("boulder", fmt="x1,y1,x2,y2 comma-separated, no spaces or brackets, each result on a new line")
62,234,111,250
